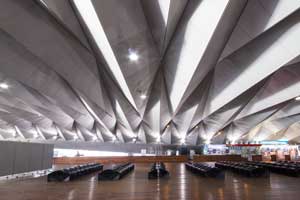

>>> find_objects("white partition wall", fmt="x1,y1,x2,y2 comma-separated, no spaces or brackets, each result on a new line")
13,142,31,174
42,144,54,170
0,141,54,176
0,141,15,176
29,143,44,172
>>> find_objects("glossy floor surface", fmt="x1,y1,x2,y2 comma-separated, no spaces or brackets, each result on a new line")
0,163,300,200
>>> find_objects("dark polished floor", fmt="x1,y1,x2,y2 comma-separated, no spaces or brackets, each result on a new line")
0,163,300,200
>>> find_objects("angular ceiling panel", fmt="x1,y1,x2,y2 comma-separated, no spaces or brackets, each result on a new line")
225,102,288,142
220,0,300,59
37,0,92,50
236,63,300,119
141,0,188,55
163,0,247,111
1,1,300,145
0,0,106,112
207,10,300,118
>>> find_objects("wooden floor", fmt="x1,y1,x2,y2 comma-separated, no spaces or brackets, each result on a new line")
0,163,300,200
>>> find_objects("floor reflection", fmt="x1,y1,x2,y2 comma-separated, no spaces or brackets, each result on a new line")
179,163,187,200
1,163,300,200
67,189,75,200
88,177,95,200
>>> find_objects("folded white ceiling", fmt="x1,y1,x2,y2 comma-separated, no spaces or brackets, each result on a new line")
1,0,300,145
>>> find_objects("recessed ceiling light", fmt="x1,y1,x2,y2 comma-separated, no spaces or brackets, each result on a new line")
140,94,147,99
295,96,300,101
12,131,17,138
0,83,9,89
205,140,211,145
33,132,39,138
216,132,222,136
156,137,161,143
180,137,185,144
128,49,139,61
39,0,48,7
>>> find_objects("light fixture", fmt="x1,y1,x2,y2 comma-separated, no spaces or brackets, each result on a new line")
73,135,79,140
39,0,48,7
12,131,17,138
112,136,117,142
227,135,238,144
33,132,39,138
92,135,97,141
140,94,147,99
132,138,137,142
156,136,161,143
0,83,9,89
128,49,139,61
205,139,211,145
180,137,186,144
295,96,300,101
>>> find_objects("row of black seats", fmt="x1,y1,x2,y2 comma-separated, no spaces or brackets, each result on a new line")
245,161,300,177
48,163,103,182
148,162,170,179
215,161,268,177
277,160,300,165
98,163,135,181
185,162,224,178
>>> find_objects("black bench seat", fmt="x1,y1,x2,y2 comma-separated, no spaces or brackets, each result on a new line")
98,163,134,181
185,162,224,178
215,161,268,177
245,161,300,177
47,163,103,182
148,162,170,179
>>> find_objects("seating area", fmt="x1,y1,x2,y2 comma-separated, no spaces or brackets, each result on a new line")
185,162,224,178
215,161,268,177
47,163,103,182
148,162,170,179
245,161,300,177
98,163,135,181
